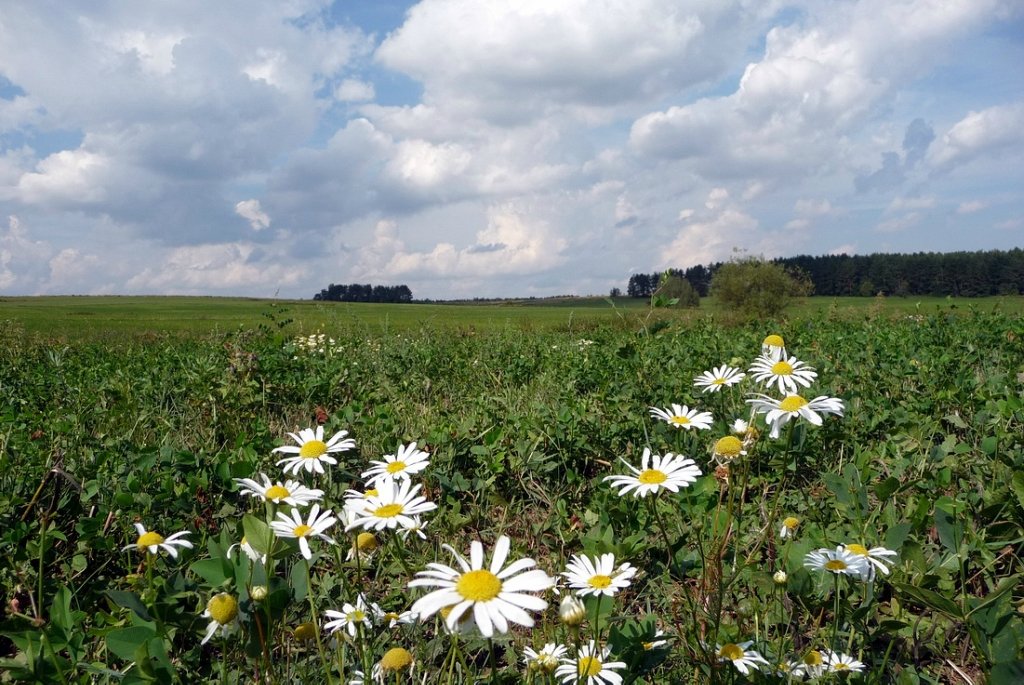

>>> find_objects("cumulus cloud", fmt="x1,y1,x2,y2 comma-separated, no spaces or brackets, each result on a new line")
956,200,987,214
658,208,761,269
875,212,922,233
125,242,302,294
930,102,1024,172
334,78,375,102
235,199,271,231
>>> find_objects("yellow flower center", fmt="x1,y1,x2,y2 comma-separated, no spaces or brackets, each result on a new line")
845,543,869,556
824,559,848,571
763,334,785,347
379,646,414,672
356,532,378,551
364,488,379,498
386,461,407,474
299,439,328,459
578,656,603,677
455,569,502,601
670,415,691,425
347,609,366,622
207,593,239,624
783,516,799,529
637,469,667,484
779,395,808,412
293,524,312,538
374,503,404,518
384,612,400,622
803,650,823,666
771,360,794,375
588,574,612,589
293,622,316,641
265,485,290,500
719,643,743,660
834,662,850,671
137,531,164,547
712,377,727,385
714,436,743,457
642,641,656,650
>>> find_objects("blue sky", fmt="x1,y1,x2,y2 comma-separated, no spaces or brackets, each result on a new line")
0,0,1021,299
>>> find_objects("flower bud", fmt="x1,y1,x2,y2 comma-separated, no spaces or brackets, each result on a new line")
773,570,788,585
250,585,268,602
559,595,586,627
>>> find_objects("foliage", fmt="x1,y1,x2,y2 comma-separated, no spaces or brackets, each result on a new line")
313,282,413,303
710,255,813,318
652,272,700,309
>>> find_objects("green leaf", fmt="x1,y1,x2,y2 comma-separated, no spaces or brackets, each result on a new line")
242,514,272,557
934,507,964,554
966,574,1020,619
106,626,157,662
1011,472,1024,512
874,476,901,501
989,661,1024,685
892,582,964,619
189,558,231,587
104,590,152,622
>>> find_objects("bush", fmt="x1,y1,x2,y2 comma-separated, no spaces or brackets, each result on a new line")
710,256,812,318
652,273,700,308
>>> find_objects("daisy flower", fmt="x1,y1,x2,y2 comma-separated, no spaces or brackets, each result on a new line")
524,643,568,674
762,334,786,360
804,547,868,578
343,487,380,515
234,473,324,507
749,355,818,395
274,426,355,476
345,479,437,532
361,442,430,486
228,536,267,564
649,404,714,430
825,651,865,673
397,515,429,540
642,630,671,651
788,649,827,679
747,393,844,439
694,365,746,393
375,647,415,679
201,593,239,644
779,517,799,539
556,641,627,685
716,641,770,675
842,543,898,581
408,535,554,638
562,553,637,597
270,503,338,559
123,523,193,558
324,595,373,638
559,595,587,626
731,418,749,434
711,436,747,464
371,603,417,628
603,448,702,498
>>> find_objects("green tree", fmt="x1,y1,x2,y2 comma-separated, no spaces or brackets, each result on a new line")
652,272,700,308
710,256,812,318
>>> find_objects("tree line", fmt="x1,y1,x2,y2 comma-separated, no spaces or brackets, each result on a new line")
626,249,1024,299
313,283,413,303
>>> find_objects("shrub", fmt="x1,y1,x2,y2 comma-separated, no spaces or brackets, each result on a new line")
710,256,812,318
652,272,700,308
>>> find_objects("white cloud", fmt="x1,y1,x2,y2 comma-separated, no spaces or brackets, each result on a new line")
930,102,1024,172
125,242,301,294
795,199,834,216
658,208,760,269
235,199,271,231
886,195,935,213
829,243,857,255
705,187,729,210
875,212,922,233
334,78,375,102
956,200,987,214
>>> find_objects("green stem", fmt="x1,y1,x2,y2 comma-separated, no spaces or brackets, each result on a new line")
304,561,333,685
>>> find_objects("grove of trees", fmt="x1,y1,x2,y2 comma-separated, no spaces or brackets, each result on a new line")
313,283,413,303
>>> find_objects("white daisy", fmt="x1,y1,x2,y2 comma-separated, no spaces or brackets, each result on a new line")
200,593,239,645
343,487,380,516
274,426,355,476
371,603,417,628
803,547,869,578
731,418,749,434
123,523,193,559
824,651,865,673
642,630,671,651
749,354,818,395
779,517,799,539
234,473,324,507
324,595,373,638
227,536,267,564
788,649,827,679
361,442,431,486
842,544,898,581
762,334,786,360
603,448,702,497
523,643,568,674
345,479,437,532
711,436,747,464
269,503,338,559
562,553,637,597
555,641,627,685
408,535,554,638
747,393,844,438
716,641,770,675
694,365,746,393
397,515,429,540
649,404,714,430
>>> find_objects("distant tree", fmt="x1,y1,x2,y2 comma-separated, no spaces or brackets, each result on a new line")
609,286,622,297
711,256,812,318
313,283,414,303
653,272,699,308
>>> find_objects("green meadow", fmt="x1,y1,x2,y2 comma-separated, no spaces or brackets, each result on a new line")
1,296,1023,683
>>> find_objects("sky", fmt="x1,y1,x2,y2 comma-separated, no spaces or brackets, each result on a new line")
1,1,1022,300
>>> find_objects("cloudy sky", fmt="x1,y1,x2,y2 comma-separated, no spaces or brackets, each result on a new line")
1,1,1022,299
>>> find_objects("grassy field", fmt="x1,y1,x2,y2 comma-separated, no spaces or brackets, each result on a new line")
1,294,1022,340
1,297,1023,683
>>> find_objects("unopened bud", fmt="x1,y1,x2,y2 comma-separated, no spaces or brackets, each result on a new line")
250,585,268,601
559,595,586,627
773,570,788,585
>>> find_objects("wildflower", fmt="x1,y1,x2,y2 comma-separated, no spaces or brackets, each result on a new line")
559,595,587,627
747,393,844,439
234,473,324,507
270,503,338,560
123,523,193,558
408,535,554,638
562,553,636,597
762,334,786,359
371,603,417,628
345,479,437,532
780,517,799,539
397,515,429,541
731,418,749,434
361,442,431,486
555,641,627,685
274,426,355,476
324,595,373,638
804,547,868,578
201,593,239,644
789,649,827,679
773,570,788,585
712,436,746,464
749,354,818,395
228,536,267,564
343,487,380,515
347,532,378,561
716,641,770,675
649,404,714,430
377,646,415,676
842,544,898,581
694,365,746,393
524,643,568,674
642,630,670,651
825,651,865,673
603,448,702,497
250,585,268,602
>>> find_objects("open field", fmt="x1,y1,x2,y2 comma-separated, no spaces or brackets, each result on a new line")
1,299,1023,683
1,294,1023,340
